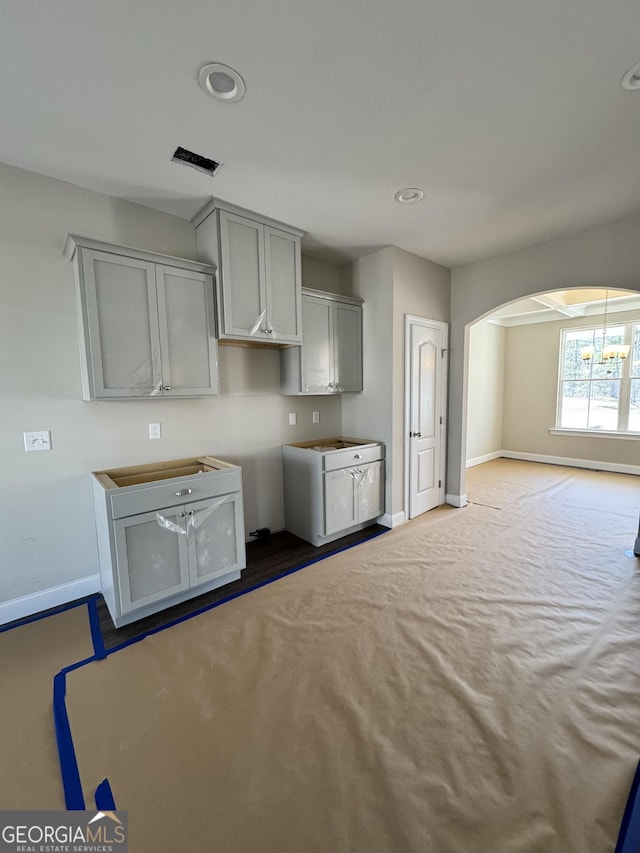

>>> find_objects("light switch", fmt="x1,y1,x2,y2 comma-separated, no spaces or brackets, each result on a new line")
312,411,320,424
24,430,52,452
288,412,297,426
149,423,162,439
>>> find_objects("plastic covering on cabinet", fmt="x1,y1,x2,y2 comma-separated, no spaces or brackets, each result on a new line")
155,494,233,534
248,308,282,340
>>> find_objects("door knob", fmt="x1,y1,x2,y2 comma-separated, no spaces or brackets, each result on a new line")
410,431,422,437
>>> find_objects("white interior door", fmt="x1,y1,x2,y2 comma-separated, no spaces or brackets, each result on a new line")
406,317,447,519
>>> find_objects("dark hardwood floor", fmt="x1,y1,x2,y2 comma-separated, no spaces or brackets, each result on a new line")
97,525,387,650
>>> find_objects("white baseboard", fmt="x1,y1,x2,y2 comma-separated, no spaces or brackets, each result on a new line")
500,450,640,477
466,451,503,468
446,493,468,508
378,511,406,528
0,574,100,627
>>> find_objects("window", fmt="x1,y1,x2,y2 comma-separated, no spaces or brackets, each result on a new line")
558,322,640,433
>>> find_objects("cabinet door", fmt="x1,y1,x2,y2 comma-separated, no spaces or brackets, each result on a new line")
114,508,190,613
334,302,363,393
81,249,161,397
218,211,267,338
155,266,218,396
186,494,246,586
300,295,334,393
324,468,358,535
357,461,384,522
264,226,302,343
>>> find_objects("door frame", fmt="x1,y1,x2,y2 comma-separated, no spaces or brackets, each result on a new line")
404,315,449,519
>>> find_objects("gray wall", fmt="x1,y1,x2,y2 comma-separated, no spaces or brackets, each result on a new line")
450,213,640,500
466,321,506,462
0,163,342,609
342,246,450,520
302,255,345,294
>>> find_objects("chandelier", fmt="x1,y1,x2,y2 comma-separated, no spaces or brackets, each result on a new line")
580,289,631,363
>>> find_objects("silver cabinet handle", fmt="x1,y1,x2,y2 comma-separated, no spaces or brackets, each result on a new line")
354,453,362,459
178,511,187,518
410,431,422,438
162,385,171,391
176,488,193,496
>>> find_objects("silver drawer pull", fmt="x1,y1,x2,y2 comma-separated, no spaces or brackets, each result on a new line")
354,453,362,459
176,488,193,496
162,385,172,391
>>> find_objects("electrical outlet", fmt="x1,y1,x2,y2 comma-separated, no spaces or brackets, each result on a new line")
148,423,162,439
288,412,297,426
24,430,52,452
312,411,320,424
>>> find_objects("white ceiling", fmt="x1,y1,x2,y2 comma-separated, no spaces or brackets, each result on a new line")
2,0,640,267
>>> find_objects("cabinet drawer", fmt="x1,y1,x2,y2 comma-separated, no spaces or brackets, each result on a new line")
110,469,242,519
323,444,383,472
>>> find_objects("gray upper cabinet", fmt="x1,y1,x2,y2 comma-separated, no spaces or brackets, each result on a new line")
64,235,218,400
193,199,304,345
280,288,363,395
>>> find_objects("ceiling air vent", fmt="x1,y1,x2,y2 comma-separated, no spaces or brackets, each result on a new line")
171,146,222,177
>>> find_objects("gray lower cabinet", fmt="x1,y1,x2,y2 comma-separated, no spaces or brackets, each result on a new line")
280,288,363,394
324,460,384,536
92,456,246,627
283,438,385,546
193,199,304,345
64,235,218,400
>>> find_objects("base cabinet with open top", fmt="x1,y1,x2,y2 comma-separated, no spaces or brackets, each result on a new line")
283,437,385,546
91,456,246,627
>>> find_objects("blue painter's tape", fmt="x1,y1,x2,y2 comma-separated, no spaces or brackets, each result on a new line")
106,526,391,655
87,598,107,660
53,670,86,810
52,528,390,806
0,594,100,635
95,778,117,810
615,759,640,853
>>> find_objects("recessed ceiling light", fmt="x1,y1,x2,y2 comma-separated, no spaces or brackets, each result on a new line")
621,60,640,91
394,187,424,204
199,62,245,103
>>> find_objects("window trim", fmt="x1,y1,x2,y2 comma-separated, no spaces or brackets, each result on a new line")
549,428,640,441
556,320,640,434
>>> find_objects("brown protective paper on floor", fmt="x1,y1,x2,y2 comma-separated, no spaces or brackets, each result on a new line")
66,463,640,853
0,606,94,808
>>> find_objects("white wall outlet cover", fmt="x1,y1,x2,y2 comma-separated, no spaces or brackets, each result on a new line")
312,411,320,424
24,430,52,452
288,413,297,426
148,423,162,439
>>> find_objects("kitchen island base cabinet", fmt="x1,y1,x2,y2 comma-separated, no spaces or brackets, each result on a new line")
283,438,385,547
92,456,246,628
